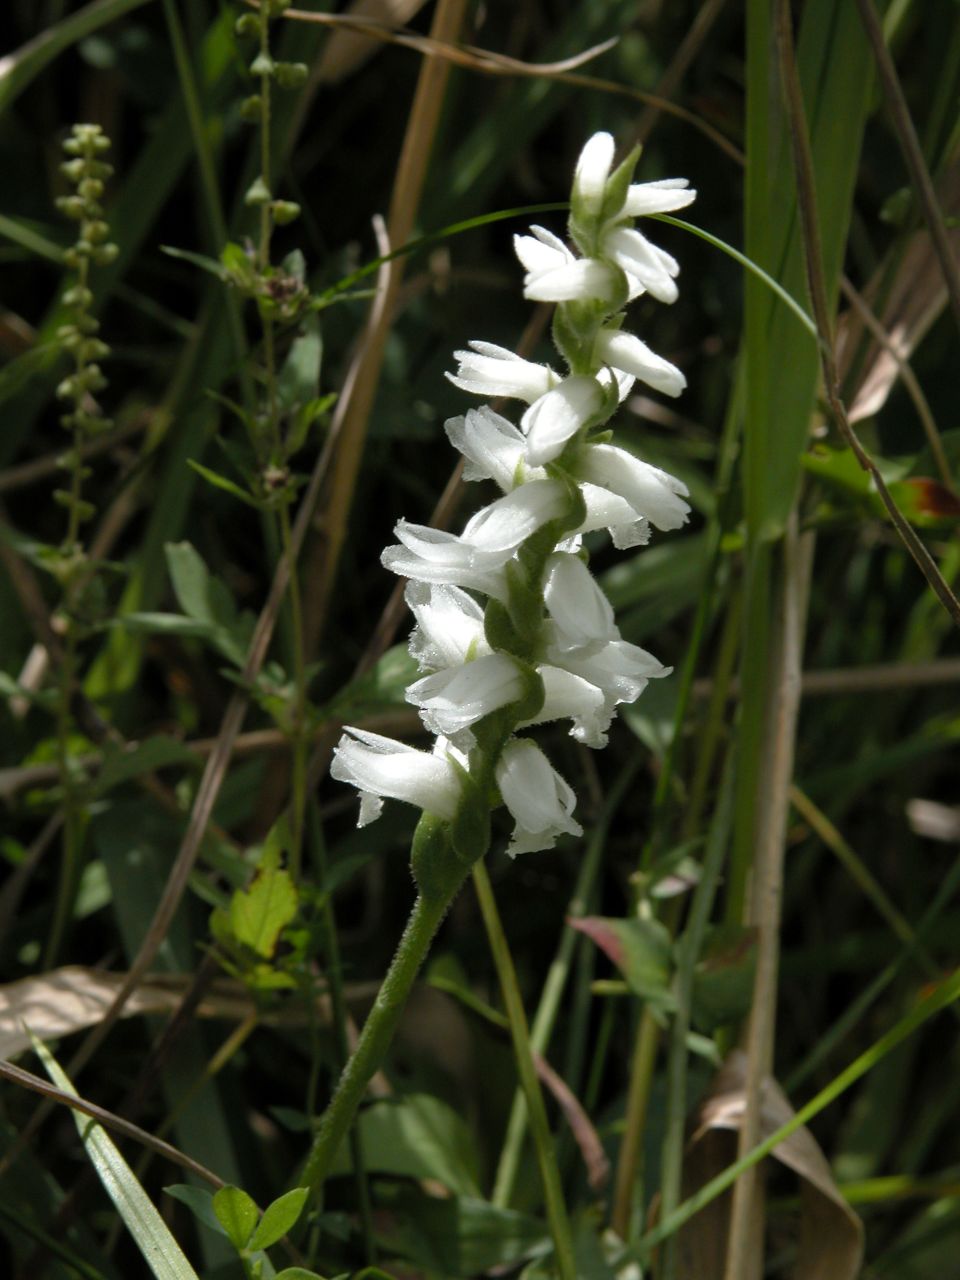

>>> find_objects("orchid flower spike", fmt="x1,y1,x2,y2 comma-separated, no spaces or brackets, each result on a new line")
333,133,695,873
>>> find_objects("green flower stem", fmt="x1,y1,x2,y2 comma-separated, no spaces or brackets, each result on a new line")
492,760,639,1207
610,1004,660,1241
298,875,469,1198
472,862,577,1280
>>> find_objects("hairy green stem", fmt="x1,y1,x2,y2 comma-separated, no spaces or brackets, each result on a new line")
472,862,577,1280
298,879,467,1197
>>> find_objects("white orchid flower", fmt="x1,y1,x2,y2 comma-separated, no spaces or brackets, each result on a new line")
523,664,612,748
602,225,680,304
514,226,619,303
447,340,559,403
406,581,489,671
496,738,583,856
623,177,696,218
544,629,670,709
444,406,536,492
543,552,617,649
573,130,615,218
331,728,463,827
407,652,524,738
575,442,690,532
520,375,605,466
594,328,686,398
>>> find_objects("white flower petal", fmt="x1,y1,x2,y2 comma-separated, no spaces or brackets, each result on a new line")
382,527,510,600
407,653,524,736
496,738,582,856
595,329,686,398
462,479,568,552
520,376,605,465
331,727,462,825
623,178,697,218
444,407,530,491
513,228,572,275
523,665,612,748
574,131,615,217
447,340,558,403
406,580,488,671
543,552,617,648
576,443,690,532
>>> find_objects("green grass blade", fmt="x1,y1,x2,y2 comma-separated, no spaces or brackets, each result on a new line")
30,1033,202,1280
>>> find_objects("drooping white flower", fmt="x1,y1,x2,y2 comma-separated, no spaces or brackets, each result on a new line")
331,728,463,827
514,226,619,303
447,340,559,403
382,480,569,598
406,581,489,671
574,442,690,532
543,552,617,649
602,226,680,304
594,328,686,398
523,664,612,748
623,177,696,218
496,737,583,856
407,652,525,738
573,131,615,219
520,375,605,466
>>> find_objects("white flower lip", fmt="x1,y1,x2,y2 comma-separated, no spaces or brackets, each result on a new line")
515,227,617,303
461,478,568,552
523,664,612,748
331,727,462,826
576,442,690,532
594,328,686,398
496,737,582,856
520,375,605,466
407,653,524,736
447,340,558,403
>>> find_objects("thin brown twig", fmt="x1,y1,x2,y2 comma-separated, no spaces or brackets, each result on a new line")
0,1058,224,1188
778,0,960,631
854,0,960,342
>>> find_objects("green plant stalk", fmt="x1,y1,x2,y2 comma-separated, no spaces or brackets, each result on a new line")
305,797,375,1263
298,878,468,1197
610,1003,660,1241
637,964,960,1259
280,502,308,878
660,755,736,1280
472,862,577,1280
492,760,639,1207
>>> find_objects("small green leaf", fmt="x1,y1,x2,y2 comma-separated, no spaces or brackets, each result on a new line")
212,1185,259,1250
325,644,420,721
571,915,676,1014
248,1187,309,1251
186,458,262,508
690,925,758,1032
164,1185,224,1237
94,735,198,796
229,860,298,958
160,243,228,281
277,313,322,412
274,1270,327,1280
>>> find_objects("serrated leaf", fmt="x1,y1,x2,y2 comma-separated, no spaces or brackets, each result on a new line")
229,863,297,958
248,1187,308,1251
212,1185,259,1250
31,1034,201,1280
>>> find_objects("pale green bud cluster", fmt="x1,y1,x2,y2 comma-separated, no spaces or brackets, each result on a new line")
55,123,116,442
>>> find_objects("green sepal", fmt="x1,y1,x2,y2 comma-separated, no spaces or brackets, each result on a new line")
483,597,525,657
449,769,491,866
411,813,468,902
600,144,641,226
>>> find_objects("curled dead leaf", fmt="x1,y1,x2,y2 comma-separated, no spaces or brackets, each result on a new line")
674,1050,863,1280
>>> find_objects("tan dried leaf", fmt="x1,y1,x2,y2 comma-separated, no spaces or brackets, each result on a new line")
675,1050,863,1280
